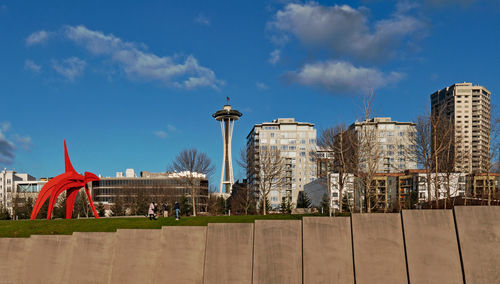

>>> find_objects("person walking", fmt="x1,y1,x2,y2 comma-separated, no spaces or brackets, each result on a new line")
162,203,169,218
148,201,155,220
174,201,180,220
153,202,158,220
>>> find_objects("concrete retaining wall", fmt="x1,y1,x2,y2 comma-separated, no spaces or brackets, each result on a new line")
1,206,499,283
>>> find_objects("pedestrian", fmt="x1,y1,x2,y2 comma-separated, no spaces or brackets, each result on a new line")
174,201,180,220
148,201,155,220
162,203,169,218
153,202,158,220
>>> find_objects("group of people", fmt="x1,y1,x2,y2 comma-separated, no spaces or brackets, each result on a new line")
148,201,181,220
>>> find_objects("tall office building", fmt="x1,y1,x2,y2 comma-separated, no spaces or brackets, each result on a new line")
431,83,491,173
350,117,417,173
246,118,317,209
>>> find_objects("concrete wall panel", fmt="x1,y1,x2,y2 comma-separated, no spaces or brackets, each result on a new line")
0,238,27,284
155,226,207,284
454,206,500,283
110,229,161,284
253,220,302,284
203,223,253,284
303,217,354,284
352,214,407,284
402,210,462,284
22,235,74,284
67,232,116,284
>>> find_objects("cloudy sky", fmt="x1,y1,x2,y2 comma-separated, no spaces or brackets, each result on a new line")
0,0,499,185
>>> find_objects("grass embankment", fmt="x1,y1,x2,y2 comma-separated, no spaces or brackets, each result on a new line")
0,214,343,238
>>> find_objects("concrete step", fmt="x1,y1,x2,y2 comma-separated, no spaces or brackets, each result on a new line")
303,217,354,284
0,238,27,284
455,206,500,283
402,210,462,284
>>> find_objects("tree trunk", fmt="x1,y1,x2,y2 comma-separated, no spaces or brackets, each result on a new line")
191,185,197,217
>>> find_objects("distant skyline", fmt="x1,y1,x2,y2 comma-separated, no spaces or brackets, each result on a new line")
0,0,499,187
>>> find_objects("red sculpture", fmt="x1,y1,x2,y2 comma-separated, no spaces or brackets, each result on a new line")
30,141,100,220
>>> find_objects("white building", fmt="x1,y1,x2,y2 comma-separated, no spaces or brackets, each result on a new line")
350,117,417,173
430,82,491,173
0,169,46,215
125,168,137,178
247,118,317,209
329,173,355,211
413,172,467,202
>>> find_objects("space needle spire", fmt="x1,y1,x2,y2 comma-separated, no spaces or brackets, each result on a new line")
212,97,242,194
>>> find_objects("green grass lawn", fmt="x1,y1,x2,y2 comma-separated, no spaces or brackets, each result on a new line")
0,214,345,238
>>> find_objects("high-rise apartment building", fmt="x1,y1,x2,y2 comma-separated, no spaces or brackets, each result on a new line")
350,117,417,173
431,82,491,173
246,118,317,209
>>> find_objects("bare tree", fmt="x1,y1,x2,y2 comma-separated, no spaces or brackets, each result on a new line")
352,90,385,213
486,105,499,205
170,148,214,216
243,146,285,215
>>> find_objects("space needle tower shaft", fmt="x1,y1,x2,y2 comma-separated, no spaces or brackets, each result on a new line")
212,98,242,194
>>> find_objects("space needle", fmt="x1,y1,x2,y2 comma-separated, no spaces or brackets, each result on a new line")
212,97,242,194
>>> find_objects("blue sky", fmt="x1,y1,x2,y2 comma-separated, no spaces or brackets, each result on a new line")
0,0,499,187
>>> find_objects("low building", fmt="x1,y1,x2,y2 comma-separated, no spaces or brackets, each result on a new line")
0,169,47,215
89,170,209,213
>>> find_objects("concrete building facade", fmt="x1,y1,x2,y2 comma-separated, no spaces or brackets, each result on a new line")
0,169,44,214
247,118,317,209
431,82,491,173
350,117,417,173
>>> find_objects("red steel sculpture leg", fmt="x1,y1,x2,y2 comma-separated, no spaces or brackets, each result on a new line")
65,188,80,219
30,140,100,220
84,185,99,218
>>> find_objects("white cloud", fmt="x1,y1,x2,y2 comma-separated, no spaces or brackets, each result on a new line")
1,122,11,132
269,2,424,63
155,124,176,139
52,57,86,81
14,135,32,151
195,14,211,26
24,59,42,73
167,124,176,132
286,60,403,93
0,122,32,164
63,25,223,89
26,30,51,46
154,130,168,139
269,49,281,65
256,82,269,90
0,131,15,164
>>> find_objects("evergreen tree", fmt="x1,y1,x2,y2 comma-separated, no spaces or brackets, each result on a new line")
0,204,11,220
216,197,226,215
112,195,125,216
341,195,350,213
52,197,67,219
180,194,192,216
134,189,149,216
13,195,34,219
97,202,106,217
280,198,293,214
297,191,312,208
36,201,49,219
319,194,330,215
